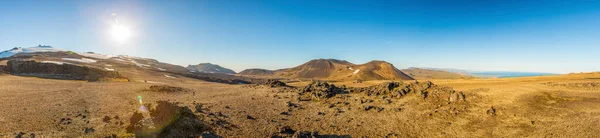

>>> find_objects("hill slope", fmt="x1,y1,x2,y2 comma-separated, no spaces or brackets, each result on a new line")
186,63,236,74
238,68,274,76
401,67,475,79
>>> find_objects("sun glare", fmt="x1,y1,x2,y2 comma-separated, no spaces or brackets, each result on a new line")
111,24,131,42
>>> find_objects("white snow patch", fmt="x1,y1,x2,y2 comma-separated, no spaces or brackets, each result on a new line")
215,68,220,71
105,64,112,67
105,68,115,71
157,68,166,71
164,75,176,78
112,58,126,62
41,61,66,65
78,52,115,59
348,67,354,70
62,58,97,63
0,46,63,58
129,59,150,67
353,69,360,75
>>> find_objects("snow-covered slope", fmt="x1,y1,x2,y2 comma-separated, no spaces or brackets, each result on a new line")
78,52,116,60
0,45,63,58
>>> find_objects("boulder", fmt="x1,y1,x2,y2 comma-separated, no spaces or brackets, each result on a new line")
127,101,212,138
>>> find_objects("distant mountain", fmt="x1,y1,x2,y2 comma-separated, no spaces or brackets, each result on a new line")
0,45,63,58
418,67,473,76
0,46,259,84
187,63,236,74
401,67,475,79
247,59,414,81
238,68,274,76
470,71,556,78
417,67,556,78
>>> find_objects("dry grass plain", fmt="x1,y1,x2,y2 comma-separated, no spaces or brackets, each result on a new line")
1,72,599,137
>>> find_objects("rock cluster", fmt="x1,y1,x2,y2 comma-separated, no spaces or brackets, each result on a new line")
351,81,465,103
352,81,412,98
298,81,346,101
262,79,289,87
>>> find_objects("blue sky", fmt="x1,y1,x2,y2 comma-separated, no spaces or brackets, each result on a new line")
1,0,599,73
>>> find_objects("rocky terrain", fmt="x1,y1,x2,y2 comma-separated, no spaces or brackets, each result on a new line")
0,47,599,137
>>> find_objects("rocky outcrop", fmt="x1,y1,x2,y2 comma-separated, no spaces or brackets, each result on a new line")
6,60,128,81
127,101,212,137
352,81,466,103
298,81,346,101
0,65,6,74
262,79,288,88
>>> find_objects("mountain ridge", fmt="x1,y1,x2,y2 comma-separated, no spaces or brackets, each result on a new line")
187,63,236,74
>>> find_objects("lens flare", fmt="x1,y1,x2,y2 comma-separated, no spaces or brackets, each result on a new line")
138,95,147,112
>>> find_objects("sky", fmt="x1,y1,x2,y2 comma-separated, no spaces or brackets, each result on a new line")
1,0,599,74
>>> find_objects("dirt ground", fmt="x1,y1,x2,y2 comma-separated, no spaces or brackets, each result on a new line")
1,73,599,137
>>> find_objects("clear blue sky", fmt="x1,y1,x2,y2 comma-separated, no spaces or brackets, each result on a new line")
1,0,599,73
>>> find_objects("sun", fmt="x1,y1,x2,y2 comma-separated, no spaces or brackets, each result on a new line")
110,24,131,42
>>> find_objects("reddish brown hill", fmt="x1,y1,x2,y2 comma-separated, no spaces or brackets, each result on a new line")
257,59,413,81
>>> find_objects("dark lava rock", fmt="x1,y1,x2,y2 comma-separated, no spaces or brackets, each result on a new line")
126,101,212,138
486,106,497,116
298,81,345,101
201,131,219,138
104,134,117,138
246,115,256,120
364,106,384,112
195,103,204,113
103,116,111,123
263,79,289,87
15,132,25,138
287,101,299,108
280,111,291,116
292,131,319,138
279,126,296,134
352,82,413,98
83,127,95,133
